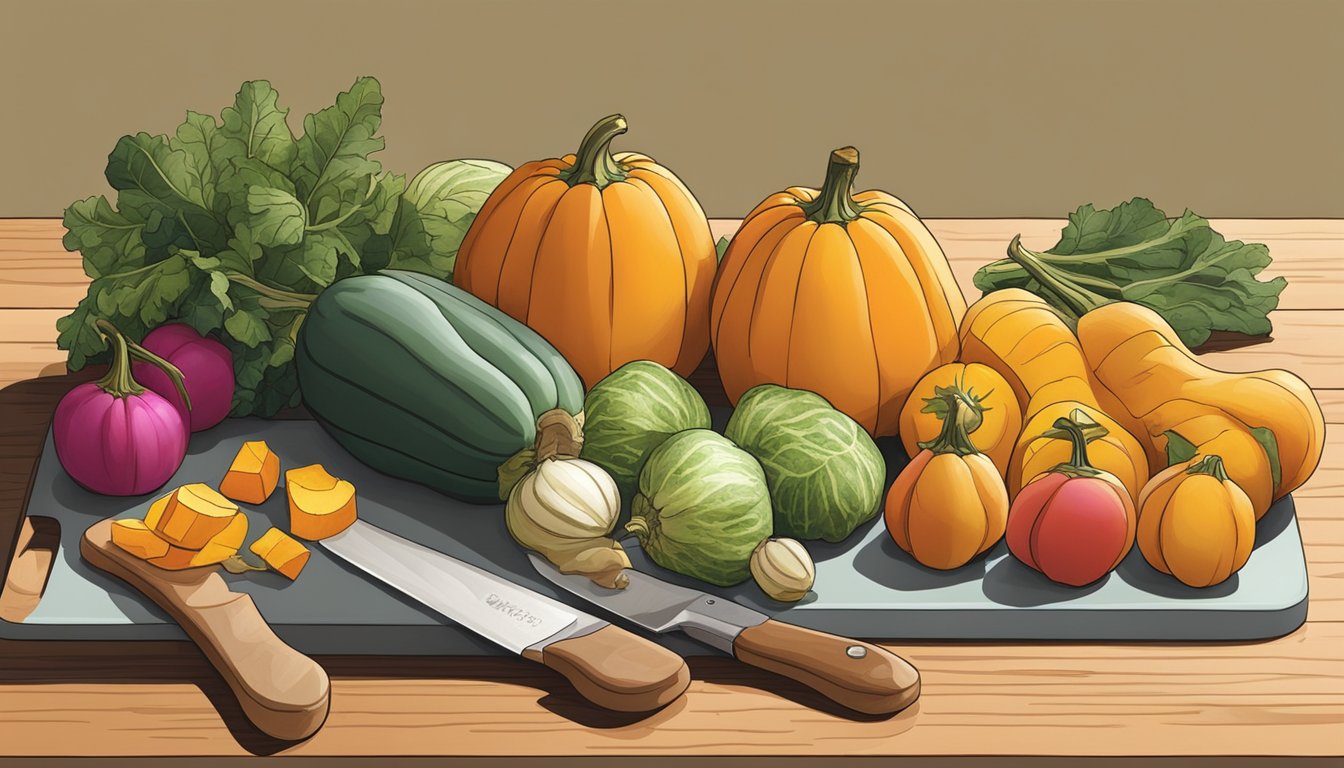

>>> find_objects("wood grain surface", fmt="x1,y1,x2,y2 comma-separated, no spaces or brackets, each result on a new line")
0,218,1341,765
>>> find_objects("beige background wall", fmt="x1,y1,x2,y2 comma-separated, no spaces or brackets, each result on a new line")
2,0,1340,219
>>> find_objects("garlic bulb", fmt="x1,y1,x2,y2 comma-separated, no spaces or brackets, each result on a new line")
750,537,815,602
506,457,630,588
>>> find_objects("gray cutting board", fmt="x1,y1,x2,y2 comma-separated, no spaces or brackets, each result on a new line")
4,417,1308,654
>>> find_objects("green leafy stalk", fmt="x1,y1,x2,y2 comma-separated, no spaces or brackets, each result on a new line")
57,76,456,418
972,198,1286,347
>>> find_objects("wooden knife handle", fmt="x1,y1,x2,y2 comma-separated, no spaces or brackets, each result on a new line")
733,619,920,715
81,518,330,741
522,625,689,713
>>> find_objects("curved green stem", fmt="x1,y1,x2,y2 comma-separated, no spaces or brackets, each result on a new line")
224,272,317,305
918,387,983,456
1005,235,1112,320
801,147,864,224
1187,454,1230,481
1041,411,1109,478
93,320,144,399
562,114,629,189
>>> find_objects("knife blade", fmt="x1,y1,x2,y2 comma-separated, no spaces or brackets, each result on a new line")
528,552,920,715
321,520,689,712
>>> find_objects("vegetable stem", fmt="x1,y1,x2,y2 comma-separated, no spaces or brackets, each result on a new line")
93,320,145,399
1005,236,1111,320
1041,411,1110,477
918,386,983,456
1187,454,1231,482
562,114,629,189
801,147,864,225
224,272,317,306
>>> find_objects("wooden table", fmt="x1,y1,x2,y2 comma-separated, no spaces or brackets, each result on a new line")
1,218,1341,767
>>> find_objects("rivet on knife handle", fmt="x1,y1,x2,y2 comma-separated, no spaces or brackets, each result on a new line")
732,619,920,715
522,625,690,712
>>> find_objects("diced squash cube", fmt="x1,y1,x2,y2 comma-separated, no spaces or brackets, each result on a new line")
147,510,248,571
110,518,171,560
220,440,281,504
144,483,239,549
250,527,310,580
286,464,357,541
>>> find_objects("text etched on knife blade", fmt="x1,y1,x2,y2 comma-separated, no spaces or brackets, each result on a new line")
485,594,545,627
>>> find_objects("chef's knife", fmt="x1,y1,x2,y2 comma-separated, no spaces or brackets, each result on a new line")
528,553,920,715
320,520,689,712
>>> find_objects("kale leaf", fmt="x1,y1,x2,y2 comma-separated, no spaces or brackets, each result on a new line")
58,77,432,416
972,198,1287,347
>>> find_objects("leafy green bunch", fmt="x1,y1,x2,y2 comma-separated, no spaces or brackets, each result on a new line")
58,76,440,416
972,197,1286,347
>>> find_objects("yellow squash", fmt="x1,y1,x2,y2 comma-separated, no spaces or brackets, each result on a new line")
958,288,1148,502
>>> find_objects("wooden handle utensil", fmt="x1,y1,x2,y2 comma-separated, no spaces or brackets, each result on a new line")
81,518,330,741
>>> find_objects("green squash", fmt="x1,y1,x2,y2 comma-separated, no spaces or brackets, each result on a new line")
628,429,772,586
294,269,584,503
725,384,884,542
580,361,711,506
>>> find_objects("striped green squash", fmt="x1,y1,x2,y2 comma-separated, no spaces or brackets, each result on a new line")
628,429,772,586
294,269,584,503
580,361,711,507
725,384,884,542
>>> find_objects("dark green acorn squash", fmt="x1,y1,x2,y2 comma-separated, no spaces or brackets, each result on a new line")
295,270,584,503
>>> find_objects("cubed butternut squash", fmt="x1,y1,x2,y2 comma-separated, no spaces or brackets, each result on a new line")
110,518,171,560
220,440,281,505
286,464,357,541
143,483,239,549
147,511,248,571
250,527,311,580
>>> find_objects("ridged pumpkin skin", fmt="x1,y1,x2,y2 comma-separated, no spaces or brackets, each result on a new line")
885,387,1008,570
1136,456,1254,588
711,147,964,437
454,114,716,389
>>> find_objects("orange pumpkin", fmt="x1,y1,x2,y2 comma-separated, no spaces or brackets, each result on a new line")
711,147,965,436
454,114,716,388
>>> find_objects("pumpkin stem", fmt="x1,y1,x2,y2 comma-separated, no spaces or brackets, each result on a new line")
1005,235,1110,321
562,114,629,189
1187,454,1231,482
1041,409,1109,477
801,147,865,225
917,385,983,456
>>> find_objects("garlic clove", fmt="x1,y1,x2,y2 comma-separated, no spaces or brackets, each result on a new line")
750,537,816,602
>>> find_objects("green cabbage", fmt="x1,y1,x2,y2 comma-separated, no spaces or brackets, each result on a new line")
403,159,511,278
628,429,772,586
580,361,711,506
725,384,884,542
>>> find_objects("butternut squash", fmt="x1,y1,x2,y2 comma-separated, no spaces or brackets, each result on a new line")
250,528,311,580
143,483,239,550
1009,238,1324,502
958,288,1148,502
110,518,170,560
220,440,281,505
287,464,358,541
